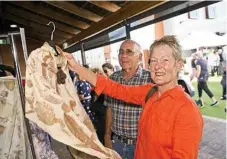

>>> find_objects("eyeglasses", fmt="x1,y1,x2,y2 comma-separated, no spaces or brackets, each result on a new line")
118,49,136,56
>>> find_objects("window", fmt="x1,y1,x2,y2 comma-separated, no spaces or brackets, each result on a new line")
188,10,199,19
205,5,215,19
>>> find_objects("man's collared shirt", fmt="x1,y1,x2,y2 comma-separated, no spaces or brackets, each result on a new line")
104,66,152,139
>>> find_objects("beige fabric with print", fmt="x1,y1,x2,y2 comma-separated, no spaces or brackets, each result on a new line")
25,42,120,159
0,77,33,159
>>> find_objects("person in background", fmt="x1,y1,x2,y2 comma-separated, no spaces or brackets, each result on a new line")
190,53,197,81
103,40,152,159
90,68,106,145
209,50,220,76
195,53,219,107
221,70,226,100
217,48,224,76
102,63,114,77
62,35,203,159
178,69,195,97
77,64,95,121
220,61,226,100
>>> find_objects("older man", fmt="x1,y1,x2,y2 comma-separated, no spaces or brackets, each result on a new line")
104,40,152,159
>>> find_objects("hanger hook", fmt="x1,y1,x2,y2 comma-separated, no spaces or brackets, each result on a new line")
47,21,55,41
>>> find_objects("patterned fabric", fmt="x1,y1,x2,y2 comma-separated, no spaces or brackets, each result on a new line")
0,77,33,159
104,66,152,139
29,121,59,159
77,80,94,121
25,42,120,159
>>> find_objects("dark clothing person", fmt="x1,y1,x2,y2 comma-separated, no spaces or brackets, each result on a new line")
219,53,224,63
198,81,213,98
90,92,106,144
221,71,226,100
178,79,194,97
197,59,209,82
191,59,196,69
196,58,218,107
196,59,213,98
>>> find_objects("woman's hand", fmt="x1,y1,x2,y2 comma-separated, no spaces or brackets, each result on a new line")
63,52,78,71
56,46,78,71
57,46,97,86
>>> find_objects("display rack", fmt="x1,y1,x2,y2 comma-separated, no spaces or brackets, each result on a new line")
0,28,36,159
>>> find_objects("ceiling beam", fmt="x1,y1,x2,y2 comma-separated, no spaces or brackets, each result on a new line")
25,28,64,44
45,1,102,22
26,37,43,44
26,34,61,45
5,4,80,35
8,1,90,29
64,1,165,47
3,13,73,40
26,32,63,45
88,1,121,12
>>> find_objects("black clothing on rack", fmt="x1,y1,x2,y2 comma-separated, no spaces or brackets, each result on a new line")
0,64,16,77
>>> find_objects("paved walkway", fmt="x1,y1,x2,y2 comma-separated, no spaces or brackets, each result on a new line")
51,116,226,159
199,116,226,159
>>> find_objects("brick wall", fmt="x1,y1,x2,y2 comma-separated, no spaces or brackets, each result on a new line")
0,37,42,76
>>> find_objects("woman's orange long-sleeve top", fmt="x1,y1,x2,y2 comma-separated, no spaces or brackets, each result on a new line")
95,75,203,159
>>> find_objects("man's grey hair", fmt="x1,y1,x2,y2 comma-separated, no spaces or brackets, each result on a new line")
120,39,142,54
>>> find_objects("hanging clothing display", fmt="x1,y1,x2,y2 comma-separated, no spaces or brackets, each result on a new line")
25,42,120,159
0,77,33,159
29,121,59,159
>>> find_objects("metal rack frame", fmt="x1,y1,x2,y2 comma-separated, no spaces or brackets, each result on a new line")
0,28,36,159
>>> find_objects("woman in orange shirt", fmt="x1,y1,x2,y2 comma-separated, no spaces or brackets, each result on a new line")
62,35,203,159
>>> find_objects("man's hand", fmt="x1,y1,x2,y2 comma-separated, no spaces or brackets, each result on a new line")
104,134,113,149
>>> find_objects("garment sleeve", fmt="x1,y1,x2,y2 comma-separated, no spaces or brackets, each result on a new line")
172,101,203,159
95,75,153,106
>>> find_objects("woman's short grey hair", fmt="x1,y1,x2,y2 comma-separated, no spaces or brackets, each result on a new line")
150,35,183,61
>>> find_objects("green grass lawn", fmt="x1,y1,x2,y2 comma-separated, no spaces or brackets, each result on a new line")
192,80,226,119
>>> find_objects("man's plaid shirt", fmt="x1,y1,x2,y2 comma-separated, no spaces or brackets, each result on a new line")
104,66,152,139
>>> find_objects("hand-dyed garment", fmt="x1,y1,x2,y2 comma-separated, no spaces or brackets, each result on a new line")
25,42,120,159
0,77,33,159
